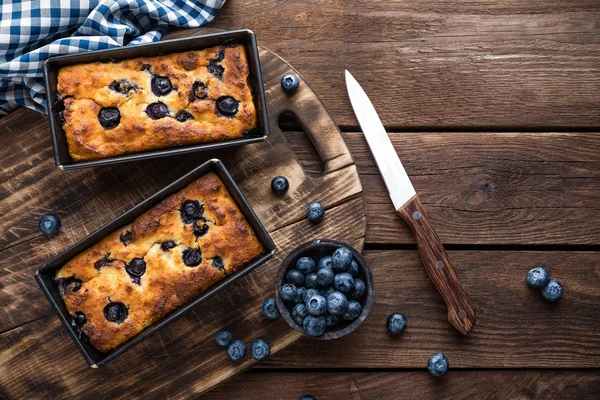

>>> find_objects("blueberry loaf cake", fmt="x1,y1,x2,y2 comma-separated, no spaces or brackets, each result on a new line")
56,41,257,161
55,172,264,352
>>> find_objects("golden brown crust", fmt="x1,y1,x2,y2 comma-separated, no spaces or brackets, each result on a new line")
55,173,264,352
57,44,256,161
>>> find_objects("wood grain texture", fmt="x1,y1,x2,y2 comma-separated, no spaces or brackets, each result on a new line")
205,370,600,400
209,0,600,128
259,250,600,369
397,195,475,335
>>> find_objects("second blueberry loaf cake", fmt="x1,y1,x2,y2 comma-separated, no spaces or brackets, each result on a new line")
55,172,264,352
56,41,257,161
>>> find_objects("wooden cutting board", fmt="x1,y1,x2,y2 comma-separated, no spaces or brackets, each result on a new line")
0,28,365,398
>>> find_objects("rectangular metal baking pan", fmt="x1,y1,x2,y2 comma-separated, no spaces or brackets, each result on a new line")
35,159,275,367
43,29,269,170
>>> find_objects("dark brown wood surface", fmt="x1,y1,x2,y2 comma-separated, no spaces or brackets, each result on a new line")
2,0,600,398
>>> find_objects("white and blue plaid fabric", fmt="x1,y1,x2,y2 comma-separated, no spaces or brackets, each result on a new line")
0,0,226,115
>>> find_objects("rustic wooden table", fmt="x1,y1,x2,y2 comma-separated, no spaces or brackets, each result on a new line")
1,1,600,399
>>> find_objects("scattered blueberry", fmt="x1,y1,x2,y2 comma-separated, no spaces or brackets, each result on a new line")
109,79,138,94
303,288,320,304
281,73,300,92
193,221,209,237
306,202,325,223
387,313,407,335
126,257,146,278
182,248,202,267
306,294,327,316
334,272,355,294
298,396,317,400
293,303,309,325
145,102,170,119
212,256,225,271
262,297,281,319
317,256,333,270
295,287,307,304
161,240,176,251
39,214,61,236
316,267,334,287
227,340,246,361
271,176,289,195
73,311,86,327
303,315,326,337
216,331,232,347
348,260,359,277
175,110,194,122
350,278,366,301
332,247,353,272
98,107,121,129
527,267,550,289
326,291,348,316
94,253,113,270
287,269,305,286
251,339,270,361
343,300,362,320
119,230,132,245
304,273,319,289
151,76,173,96
190,80,208,100
216,96,239,117
296,257,316,274
428,353,449,377
103,302,128,324
324,313,340,327
280,283,298,302
180,200,203,224
542,280,563,302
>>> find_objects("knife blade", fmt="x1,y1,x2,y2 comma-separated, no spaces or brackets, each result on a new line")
345,70,476,335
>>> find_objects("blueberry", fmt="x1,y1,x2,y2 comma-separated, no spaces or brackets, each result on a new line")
119,230,132,245
251,339,270,361
296,257,316,274
271,176,289,195
151,76,172,96
428,353,449,377
126,257,146,278
542,280,563,302
287,269,305,286
343,300,362,320
207,60,224,80
176,110,194,122
299,396,317,400
387,313,407,335
193,221,209,237
182,248,202,267
212,256,225,271
303,288,320,304
324,313,340,328
73,311,86,327
190,81,208,100
98,107,121,129
306,294,327,316
145,102,170,119
180,200,203,224
280,283,297,302
317,256,332,270
322,286,335,299
526,267,550,289
109,79,138,94
227,340,246,361
55,98,66,125
332,247,353,272
350,278,366,301
295,287,307,304
262,297,281,319
348,260,359,277
303,315,326,337
39,214,61,236
326,291,348,316
216,331,232,347
316,268,334,287
281,73,300,92
304,273,319,289
103,302,128,324
306,202,325,223
216,96,239,117
334,272,355,294
57,276,82,296
292,303,308,325
94,252,113,270
161,240,176,251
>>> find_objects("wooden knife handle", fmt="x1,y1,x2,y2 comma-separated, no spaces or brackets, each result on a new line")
397,195,476,335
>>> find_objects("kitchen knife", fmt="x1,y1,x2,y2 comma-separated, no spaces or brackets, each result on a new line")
345,70,476,335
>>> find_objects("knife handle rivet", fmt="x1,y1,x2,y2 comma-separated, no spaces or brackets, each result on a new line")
458,310,467,319
435,261,444,269
412,211,421,221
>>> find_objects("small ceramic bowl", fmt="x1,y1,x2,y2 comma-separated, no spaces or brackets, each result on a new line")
275,239,374,340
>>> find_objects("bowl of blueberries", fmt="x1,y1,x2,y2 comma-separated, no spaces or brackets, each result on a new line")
275,239,374,339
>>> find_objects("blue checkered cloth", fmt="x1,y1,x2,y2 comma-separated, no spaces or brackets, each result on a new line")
0,0,226,116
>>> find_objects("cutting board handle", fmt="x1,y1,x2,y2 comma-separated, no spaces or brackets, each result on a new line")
397,195,476,335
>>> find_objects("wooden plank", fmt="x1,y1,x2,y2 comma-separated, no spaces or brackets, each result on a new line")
210,0,600,128
204,370,600,400
286,131,600,245
257,250,600,369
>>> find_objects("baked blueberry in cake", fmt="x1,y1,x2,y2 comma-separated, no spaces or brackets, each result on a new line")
56,42,257,161
55,172,264,352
